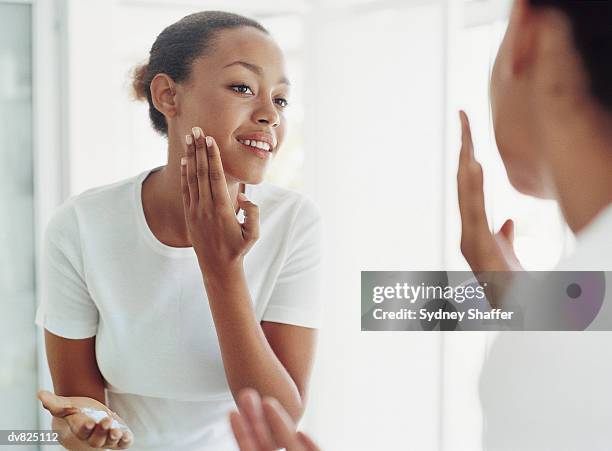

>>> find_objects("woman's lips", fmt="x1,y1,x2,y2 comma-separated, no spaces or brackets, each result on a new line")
237,138,272,152
235,132,276,150
236,139,272,160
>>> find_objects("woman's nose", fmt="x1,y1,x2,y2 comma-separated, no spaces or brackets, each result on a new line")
253,99,280,128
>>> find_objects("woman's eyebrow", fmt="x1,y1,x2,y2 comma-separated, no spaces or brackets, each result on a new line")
223,60,290,86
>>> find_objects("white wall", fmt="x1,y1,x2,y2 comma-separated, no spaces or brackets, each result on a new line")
304,2,446,449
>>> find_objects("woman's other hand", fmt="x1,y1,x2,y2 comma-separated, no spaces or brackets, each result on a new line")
37,389,133,449
457,111,523,273
230,388,321,451
181,127,259,278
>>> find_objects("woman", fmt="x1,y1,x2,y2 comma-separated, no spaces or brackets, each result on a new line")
230,0,612,449
462,0,612,448
35,11,323,450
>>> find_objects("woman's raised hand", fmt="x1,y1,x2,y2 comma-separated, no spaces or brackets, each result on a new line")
37,389,133,449
230,389,321,451
181,127,259,276
457,111,523,273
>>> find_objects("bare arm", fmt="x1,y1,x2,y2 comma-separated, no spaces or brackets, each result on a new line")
180,130,319,422
42,330,132,450
45,330,106,401
46,330,104,450
205,269,317,421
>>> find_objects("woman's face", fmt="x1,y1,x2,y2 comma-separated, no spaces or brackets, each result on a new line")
176,27,289,185
490,2,550,198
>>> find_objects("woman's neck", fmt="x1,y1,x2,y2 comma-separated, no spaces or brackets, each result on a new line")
142,150,242,246
545,109,612,235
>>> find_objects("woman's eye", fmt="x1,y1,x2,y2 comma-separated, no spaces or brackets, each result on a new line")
275,98,289,108
231,85,254,95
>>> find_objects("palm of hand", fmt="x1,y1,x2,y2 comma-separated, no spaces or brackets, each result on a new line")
37,390,133,449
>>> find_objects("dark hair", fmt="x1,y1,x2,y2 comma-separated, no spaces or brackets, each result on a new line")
529,0,612,112
132,11,268,136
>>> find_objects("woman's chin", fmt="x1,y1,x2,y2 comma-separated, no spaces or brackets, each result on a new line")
507,170,551,199
225,168,267,186
243,174,266,185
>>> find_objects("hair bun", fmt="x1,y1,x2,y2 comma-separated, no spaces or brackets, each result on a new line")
131,63,149,101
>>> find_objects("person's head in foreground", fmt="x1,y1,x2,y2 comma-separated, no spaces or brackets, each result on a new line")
489,0,612,230
133,10,289,186
459,0,612,275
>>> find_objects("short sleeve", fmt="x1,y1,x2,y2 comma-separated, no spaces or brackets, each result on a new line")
262,196,324,328
35,202,99,339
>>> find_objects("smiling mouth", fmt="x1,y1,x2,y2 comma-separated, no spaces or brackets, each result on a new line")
237,139,272,152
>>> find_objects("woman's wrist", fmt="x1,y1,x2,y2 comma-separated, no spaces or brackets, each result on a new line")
199,257,246,291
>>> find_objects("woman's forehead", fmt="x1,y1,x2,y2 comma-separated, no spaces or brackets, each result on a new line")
195,28,288,81
212,28,281,60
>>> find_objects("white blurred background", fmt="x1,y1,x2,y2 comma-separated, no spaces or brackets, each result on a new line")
0,0,572,450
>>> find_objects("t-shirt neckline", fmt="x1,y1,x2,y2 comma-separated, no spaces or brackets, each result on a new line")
133,165,252,258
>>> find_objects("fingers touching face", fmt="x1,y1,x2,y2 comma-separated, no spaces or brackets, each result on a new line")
181,127,232,212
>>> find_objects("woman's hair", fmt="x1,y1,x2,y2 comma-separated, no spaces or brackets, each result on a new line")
132,11,268,136
529,0,612,112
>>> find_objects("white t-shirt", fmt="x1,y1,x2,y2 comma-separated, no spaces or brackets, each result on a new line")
480,203,612,451
35,166,324,450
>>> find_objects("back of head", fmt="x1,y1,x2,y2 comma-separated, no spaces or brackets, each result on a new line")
529,0,612,113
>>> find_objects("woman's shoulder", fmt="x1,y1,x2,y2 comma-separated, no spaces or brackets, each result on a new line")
46,172,143,245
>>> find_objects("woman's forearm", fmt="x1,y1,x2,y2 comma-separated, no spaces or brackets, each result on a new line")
202,263,304,421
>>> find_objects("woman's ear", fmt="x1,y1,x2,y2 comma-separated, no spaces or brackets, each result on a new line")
505,0,539,77
150,73,178,119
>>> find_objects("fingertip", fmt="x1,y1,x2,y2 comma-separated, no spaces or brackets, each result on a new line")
240,387,258,398
506,219,515,237
191,126,202,140
120,433,133,446
39,389,52,397
229,410,246,430
297,430,320,450
238,387,260,408
261,396,281,412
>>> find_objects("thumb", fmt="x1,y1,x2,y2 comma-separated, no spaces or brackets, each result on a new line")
494,219,524,271
37,390,80,418
297,431,322,451
237,193,260,244
496,219,514,243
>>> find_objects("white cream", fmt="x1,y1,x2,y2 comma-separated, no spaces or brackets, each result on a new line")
80,407,130,431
